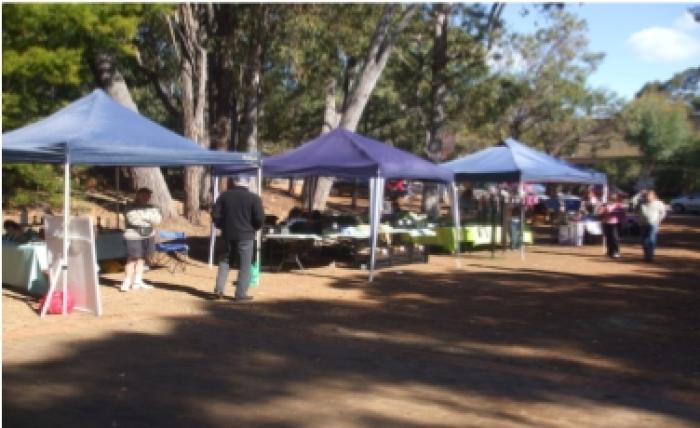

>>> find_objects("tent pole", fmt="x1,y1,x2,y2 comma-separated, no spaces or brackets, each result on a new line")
208,175,220,268
115,167,120,229
519,181,525,261
62,158,70,315
450,183,461,267
41,158,71,318
602,183,608,254
256,164,263,275
368,175,380,282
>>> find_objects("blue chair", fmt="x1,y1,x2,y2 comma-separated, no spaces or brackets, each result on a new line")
155,230,189,273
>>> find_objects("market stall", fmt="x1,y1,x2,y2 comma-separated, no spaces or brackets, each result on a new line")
443,138,606,257
3,89,259,316
212,128,457,281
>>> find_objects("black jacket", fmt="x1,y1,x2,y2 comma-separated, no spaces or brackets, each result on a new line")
212,186,265,241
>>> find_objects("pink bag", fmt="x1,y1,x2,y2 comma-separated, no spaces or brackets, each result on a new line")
39,290,76,314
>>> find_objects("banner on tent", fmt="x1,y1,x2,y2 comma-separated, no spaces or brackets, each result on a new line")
45,215,102,315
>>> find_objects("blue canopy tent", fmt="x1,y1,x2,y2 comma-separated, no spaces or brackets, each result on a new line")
211,128,457,280
3,89,259,316
442,138,605,184
443,138,607,258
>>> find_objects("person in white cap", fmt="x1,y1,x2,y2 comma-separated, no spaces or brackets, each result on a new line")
211,175,264,301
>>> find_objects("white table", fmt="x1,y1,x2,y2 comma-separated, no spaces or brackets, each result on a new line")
558,220,602,246
325,226,436,240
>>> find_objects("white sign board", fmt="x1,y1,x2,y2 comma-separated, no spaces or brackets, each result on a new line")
45,215,102,316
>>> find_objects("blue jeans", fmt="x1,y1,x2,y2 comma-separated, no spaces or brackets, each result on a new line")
510,219,521,250
641,224,658,261
215,239,254,298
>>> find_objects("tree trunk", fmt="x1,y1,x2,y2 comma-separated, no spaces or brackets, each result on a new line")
173,4,209,224
311,78,341,210
90,52,178,218
423,4,450,218
241,45,262,154
426,3,449,162
311,5,418,211
241,6,272,195
210,4,237,195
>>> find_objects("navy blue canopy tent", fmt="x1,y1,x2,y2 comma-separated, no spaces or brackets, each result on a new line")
442,138,604,184
2,89,259,316
214,128,453,182
211,128,458,280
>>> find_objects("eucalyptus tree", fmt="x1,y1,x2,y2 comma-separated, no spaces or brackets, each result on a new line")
307,4,419,209
2,3,179,217
489,8,613,156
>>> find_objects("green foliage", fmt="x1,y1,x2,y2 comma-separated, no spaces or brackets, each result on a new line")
2,4,167,208
620,91,694,163
2,164,64,209
591,159,641,194
485,9,617,155
3,3,629,205
2,3,161,130
636,67,700,111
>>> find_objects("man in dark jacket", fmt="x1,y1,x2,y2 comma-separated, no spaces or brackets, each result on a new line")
212,175,265,301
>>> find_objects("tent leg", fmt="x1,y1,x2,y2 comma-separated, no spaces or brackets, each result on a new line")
61,160,70,315
256,165,263,275
450,183,461,267
368,176,381,282
208,176,220,269
519,181,525,261
115,167,120,229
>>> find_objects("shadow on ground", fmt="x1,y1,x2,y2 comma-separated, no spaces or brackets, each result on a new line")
4,220,700,427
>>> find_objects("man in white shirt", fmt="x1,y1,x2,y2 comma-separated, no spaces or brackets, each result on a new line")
640,190,667,262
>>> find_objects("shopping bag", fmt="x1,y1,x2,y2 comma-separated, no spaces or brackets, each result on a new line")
39,290,75,314
250,260,260,288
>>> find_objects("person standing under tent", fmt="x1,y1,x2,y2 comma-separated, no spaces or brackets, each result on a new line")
121,187,162,292
598,192,625,259
510,200,523,250
639,189,666,262
500,186,513,250
584,187,600,216
212,175,265,301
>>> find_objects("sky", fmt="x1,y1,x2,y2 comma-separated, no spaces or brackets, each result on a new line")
502,3,700,101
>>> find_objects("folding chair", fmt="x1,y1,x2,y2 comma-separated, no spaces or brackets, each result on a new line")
154,230,189,273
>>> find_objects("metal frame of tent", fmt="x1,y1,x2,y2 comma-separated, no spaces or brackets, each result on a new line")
209,129,459,282
3,90,260,317
444,138,608,260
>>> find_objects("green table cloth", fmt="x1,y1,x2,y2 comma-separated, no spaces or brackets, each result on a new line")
413,225,533,253
2,241,49,296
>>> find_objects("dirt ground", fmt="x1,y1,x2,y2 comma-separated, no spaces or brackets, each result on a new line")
3,191,700,427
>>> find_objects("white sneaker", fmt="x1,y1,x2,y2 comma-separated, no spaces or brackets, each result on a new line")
119,282,131,292
133,280,153,290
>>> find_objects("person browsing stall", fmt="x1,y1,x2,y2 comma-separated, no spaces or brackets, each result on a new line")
121,187,162,292
212,175,265,301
